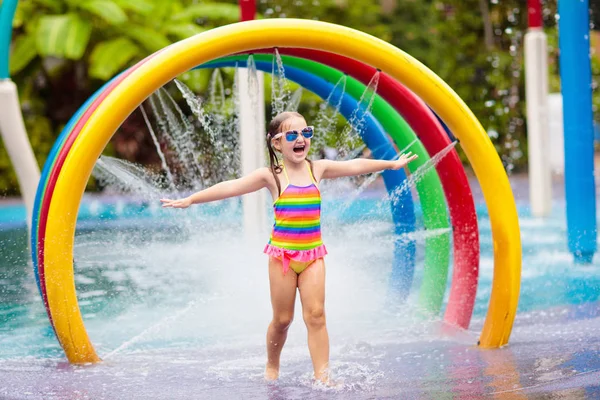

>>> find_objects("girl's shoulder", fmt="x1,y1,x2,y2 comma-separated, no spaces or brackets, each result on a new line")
258,166,283,185
310,159,327,180
257,166,277,177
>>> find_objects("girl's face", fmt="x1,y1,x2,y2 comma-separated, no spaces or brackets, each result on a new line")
272,116,311,164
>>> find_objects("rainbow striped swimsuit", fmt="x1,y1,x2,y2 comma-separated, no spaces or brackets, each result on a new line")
264,162,328,274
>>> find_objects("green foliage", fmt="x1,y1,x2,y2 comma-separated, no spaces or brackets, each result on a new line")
9,33,37,75
78,0,128,25
3,0,600,195
171,3,240,22
36,13,92,59
124,25,170,52
89,37,139,80
3,0,240,195
385,0,531,172
9,0,240,78
111,0,154,15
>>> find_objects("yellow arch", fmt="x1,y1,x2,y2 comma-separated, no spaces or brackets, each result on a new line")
45,19,521,363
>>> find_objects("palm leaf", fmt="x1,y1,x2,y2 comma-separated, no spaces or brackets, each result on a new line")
36,14,91,60
63,15,92,59
78,0,127,25
36,15,68,57
89,37,139,79
9,32,38,74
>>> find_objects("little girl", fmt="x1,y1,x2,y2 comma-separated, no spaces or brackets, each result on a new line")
161,111,417,383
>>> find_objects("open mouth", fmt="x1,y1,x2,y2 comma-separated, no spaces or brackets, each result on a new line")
293,144,306,154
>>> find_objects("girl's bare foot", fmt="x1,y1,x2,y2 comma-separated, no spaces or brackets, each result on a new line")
265,364,279,381
314,372,342,389
314,366,331,385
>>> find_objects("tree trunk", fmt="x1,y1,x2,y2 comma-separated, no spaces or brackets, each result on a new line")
479,0,494,50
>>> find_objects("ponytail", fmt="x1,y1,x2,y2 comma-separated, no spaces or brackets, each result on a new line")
266,135,282,195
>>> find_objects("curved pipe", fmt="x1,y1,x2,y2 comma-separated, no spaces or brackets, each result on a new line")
205,54,451,315
250,48,480,328
34,19,520,361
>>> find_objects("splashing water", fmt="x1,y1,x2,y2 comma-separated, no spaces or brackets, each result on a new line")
208,69,226,119
93,156,166,196
387,141,459,207
205,68,242,161
147,88,201,187
336,71,380,160
247,55,264,139
271,48,292,116
286,87,303,112
174,79,216,142
161,88,203,182
98,72,247,195
334,138,421,217
139,105,176,190
103,300,198,359
174,75,240,183
312,75,347,156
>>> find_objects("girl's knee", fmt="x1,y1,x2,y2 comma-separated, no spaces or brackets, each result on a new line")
272,313,294,331
303,307,325,329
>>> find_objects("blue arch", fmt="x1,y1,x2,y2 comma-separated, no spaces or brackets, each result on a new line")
203,59,417,294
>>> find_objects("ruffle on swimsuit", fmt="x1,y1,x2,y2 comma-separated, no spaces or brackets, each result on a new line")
264,243,328,274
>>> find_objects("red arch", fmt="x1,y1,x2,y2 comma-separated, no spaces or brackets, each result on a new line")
252,48,480,328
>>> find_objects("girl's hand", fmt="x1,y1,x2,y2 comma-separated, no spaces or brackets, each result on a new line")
160,197,192,208
390,152,419,170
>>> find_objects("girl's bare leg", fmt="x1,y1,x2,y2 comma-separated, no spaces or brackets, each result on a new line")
298,258,329,383
265,257,298,380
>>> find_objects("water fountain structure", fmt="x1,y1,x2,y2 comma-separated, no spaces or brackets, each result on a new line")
29,19,520,364
1,2,599,396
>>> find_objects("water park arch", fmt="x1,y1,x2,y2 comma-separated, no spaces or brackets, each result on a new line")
32,19,521,363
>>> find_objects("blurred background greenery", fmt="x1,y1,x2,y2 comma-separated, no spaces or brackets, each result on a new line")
1,0,599,195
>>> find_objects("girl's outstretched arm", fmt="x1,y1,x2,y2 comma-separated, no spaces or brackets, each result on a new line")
318,152,418,180
160,168,271,208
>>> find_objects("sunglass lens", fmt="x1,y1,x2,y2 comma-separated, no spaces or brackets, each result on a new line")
285,131,299,141
302,127,314,139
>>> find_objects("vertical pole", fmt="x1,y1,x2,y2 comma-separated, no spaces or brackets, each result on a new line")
238,0,267,240
0,80,40,228
527,0,543,29
0,0,40,230
240,0,256,22
558,0,597,263
525,0,552,216
0,0,19,79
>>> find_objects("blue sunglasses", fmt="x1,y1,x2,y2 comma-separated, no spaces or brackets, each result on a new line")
273,126,315,142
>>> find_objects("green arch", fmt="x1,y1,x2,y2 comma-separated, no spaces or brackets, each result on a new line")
208,53,450,315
